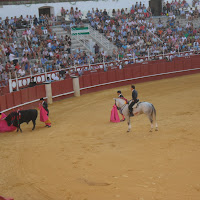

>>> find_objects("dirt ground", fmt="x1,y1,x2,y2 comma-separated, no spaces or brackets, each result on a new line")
0,73,200,200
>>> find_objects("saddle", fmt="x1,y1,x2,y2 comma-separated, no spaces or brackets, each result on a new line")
133,101,140,109
128,99,140,109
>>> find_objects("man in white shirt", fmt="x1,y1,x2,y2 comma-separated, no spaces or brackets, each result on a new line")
9,53,16,62
18,67,26,77
53,73,59,81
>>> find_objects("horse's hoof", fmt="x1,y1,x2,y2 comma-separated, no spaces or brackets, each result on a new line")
149,129,153,132
155,128,158,131
127,130,130,133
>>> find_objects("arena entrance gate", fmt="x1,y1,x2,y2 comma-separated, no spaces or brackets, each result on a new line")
39,6,54,17
149,0,162,16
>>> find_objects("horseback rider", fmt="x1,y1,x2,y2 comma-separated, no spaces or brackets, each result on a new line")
128,85,139,116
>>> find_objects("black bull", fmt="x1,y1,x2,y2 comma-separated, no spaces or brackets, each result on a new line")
5,109,38,132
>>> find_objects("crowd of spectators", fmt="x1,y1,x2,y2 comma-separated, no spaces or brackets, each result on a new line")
0,13,76,86
1,0,200,88
162,0,200,20
85,1,200,62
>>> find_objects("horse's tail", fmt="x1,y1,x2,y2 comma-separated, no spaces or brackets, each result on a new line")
151,104,156,121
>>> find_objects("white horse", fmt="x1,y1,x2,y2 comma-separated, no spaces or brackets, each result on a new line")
114,98,158,132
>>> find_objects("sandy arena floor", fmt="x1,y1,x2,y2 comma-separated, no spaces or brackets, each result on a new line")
0,73,200,200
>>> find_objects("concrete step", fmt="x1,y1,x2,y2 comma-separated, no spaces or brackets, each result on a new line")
52,28,64,32
54,31,68,35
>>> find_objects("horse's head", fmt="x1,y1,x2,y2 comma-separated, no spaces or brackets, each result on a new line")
113,98,127,109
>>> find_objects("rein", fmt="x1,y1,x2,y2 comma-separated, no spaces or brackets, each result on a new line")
115,100,127,113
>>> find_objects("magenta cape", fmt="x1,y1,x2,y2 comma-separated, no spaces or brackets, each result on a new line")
0,196,14,200
39,105,48,122
0,113,16,133
110,105,120,123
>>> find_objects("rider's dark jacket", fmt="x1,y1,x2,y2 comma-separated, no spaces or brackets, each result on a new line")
132,89,138,101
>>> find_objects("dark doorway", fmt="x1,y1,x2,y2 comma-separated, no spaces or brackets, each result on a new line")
39,7,51,17
149,0,162,16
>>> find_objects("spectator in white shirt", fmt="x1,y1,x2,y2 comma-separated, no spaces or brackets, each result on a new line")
18,67,26,77
53,73,60,81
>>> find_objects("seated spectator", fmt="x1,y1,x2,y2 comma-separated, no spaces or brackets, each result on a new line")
18,66,26,77
53,73,59,81
41,55,48,65
46,76,51,83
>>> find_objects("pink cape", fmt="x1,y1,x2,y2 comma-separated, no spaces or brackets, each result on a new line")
0,113,16,133
39,105,49,122
110,105,120,123
0,196,14,200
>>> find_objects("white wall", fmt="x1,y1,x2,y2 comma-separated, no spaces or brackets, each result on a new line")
0,0,149,19
0,0,194,20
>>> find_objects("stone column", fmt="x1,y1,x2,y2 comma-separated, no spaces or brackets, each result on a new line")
45,83,53,104
72,76,80,97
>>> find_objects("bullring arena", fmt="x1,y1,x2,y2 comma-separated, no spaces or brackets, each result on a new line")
1,0,200,199
1,73,200,200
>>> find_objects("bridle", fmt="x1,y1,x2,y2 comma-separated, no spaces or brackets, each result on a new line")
115,99,127,113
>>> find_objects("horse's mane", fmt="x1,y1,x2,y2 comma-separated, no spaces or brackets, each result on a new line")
117,98,126,102
116,98,127,104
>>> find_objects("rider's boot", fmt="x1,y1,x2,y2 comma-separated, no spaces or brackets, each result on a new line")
129,109,134,117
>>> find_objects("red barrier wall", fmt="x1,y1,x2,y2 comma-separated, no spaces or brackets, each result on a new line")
99,72,108,84
107,70,116,82
51,79,73,97
191,55,200,68
183,58,191,70
20,88,29,104
28,87,37,102
148,63,158,75
36,85,46,99
51,78,74,101
174,58,184,71
140,64,149,76
115,69,124,81
13,91,22,107
0,95,7,111
83,74,92,88
91,73,99,85
124,67,132,79
6,93,14,109
132,65,141,78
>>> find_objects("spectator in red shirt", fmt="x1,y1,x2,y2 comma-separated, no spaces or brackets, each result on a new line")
15,62,21,71
166,1,171,13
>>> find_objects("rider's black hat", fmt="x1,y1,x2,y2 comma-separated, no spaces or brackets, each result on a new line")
40,98,44,101
117,90,121,94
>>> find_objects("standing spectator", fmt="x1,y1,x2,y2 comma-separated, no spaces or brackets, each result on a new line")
94,43,99,54
166,1,171,13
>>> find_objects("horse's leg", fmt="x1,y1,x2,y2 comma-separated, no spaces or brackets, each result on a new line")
32,120,36,130
127,116,131,132
148,115,153,132
155,122,158,131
